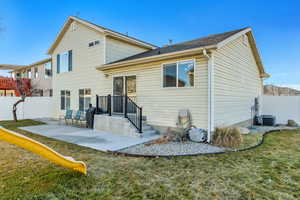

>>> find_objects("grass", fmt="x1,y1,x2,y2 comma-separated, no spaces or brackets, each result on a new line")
237,133,263,150
0,120,300,200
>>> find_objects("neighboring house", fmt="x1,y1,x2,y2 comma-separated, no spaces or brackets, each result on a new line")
46,16,269,141
10,58,53,96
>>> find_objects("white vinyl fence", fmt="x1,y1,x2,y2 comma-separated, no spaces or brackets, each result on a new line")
0,97,53,121
260,96,300,124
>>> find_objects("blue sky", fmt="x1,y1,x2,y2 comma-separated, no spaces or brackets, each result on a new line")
0,0,300,89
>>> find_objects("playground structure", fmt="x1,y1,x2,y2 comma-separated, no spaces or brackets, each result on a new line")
0,126,87,175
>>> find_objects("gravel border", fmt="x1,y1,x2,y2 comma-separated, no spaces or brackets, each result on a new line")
119,141,228,156
109,128,298,158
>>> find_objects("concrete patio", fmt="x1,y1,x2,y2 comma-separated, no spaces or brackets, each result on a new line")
19,119,160,152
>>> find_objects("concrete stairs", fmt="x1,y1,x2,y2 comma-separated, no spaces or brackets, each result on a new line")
93,114,158,137
124,120,157,137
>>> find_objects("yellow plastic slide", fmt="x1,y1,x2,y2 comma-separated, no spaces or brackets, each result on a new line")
0,126,87,175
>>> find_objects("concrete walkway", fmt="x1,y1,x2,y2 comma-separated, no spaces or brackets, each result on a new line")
20,122,160,152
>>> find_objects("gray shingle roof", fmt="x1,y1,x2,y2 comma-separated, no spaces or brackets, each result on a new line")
108,27,249,64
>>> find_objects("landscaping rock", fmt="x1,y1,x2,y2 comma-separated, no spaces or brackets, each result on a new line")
188,127,207,142
287,120,298,127
120,141,227,156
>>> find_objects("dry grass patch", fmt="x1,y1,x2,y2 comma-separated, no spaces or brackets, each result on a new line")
213,127,243,147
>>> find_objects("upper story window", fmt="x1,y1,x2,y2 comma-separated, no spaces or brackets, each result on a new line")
162,60,195,88
27,69,31,79
44,62,52,78
15,72,20,79
88,40,100,47
57,50,72,74
34,67,38,78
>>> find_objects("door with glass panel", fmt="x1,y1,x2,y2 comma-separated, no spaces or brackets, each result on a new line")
112,76,136,113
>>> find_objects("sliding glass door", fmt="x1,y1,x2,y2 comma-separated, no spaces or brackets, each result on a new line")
112,76,136,113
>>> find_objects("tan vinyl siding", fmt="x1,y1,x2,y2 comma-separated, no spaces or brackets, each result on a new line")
51,22,150,118
105,37,148,64
51,22,110,118
213,35,262,127
104,55,208,129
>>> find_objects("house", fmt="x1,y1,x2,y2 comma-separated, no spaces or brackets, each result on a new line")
9,58,52,96
45,16,268,141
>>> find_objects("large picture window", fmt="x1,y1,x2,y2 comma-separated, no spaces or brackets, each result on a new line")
61,90,71,110
79,89,91,111
162,60,195,88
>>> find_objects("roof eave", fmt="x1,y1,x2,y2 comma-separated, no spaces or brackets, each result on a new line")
8,58,51,73
216,27,267,79
47,16,156,55
97,45,217,71
104,30,157,49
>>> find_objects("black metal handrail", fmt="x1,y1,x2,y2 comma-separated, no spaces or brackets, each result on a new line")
96,95,142,133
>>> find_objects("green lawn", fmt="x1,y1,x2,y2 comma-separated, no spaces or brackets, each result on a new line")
0,120,299,200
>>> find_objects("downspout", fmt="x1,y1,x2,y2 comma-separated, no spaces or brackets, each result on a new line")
203,49,214,143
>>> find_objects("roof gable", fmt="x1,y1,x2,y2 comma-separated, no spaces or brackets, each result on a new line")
47,16,157,54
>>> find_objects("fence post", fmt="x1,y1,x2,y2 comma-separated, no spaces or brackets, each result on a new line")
108,94,112,116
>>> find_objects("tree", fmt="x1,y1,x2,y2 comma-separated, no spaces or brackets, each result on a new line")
12,78,38,122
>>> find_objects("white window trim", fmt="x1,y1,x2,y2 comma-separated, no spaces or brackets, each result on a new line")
58,51,70,74
79,88,92,111
61,90,71,110
161,59,196,89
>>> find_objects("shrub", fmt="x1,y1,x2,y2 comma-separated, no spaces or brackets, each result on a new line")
213,127,243,147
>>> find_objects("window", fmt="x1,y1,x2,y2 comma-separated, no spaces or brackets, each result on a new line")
44,62,52,78
57,50,72,73
61,90,71,110
49,89,53,97
162,60,195,88
34,67,38,78
27,69,31,79
178,61,194,87
88,40,100,47
39,89,43,97
79,89,91,111
88,42,94,47
163,63,177,87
